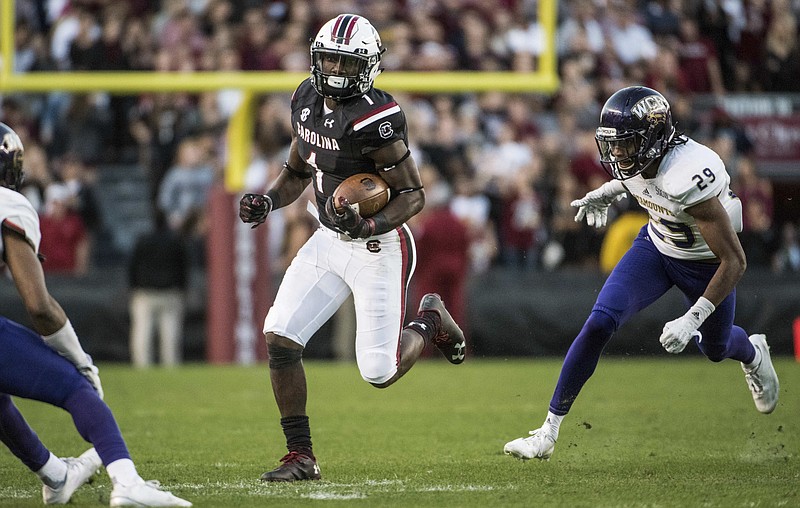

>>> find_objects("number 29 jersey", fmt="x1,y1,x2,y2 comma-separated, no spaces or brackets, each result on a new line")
290,78,408,231
622,137,742,261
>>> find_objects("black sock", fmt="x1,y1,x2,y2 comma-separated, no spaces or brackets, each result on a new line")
281,415,313,459
405,311,441,344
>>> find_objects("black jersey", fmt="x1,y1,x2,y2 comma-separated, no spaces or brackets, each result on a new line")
290,78,408,231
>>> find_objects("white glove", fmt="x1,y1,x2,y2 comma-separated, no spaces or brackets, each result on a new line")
78,355,104,399
570,180,626,228
659,297,715,354
42,320,103,398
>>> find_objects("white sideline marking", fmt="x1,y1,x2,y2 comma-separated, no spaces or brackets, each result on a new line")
0,487,34,499
304,492,368,500
4,479,508,502
169,479,508,497
418,485,497,492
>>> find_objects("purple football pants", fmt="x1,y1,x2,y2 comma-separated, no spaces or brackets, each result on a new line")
549,226,756,415
0,317,130,470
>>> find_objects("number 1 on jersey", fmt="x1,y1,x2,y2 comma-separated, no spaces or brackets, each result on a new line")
305,151,324,192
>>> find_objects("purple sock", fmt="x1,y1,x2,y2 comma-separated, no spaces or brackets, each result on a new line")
726,326,756,364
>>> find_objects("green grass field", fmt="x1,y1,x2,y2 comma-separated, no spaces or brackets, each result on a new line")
1,358,797,507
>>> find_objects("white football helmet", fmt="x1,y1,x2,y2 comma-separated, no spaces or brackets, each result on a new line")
311,14,384,100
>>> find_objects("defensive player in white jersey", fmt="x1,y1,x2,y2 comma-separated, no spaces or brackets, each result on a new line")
238,14,466,482
0,123,191,506
503,86,779,461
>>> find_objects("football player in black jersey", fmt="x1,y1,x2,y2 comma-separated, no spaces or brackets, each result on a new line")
239,14,467,482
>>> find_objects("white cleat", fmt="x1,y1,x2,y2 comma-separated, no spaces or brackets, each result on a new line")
503,427,557,461
110,478,192,507
43,448,102,504
741,334,779,414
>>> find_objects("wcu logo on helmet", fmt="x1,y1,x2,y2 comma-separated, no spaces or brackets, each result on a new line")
311,14,385,101
630,95,669,122
595,86,677,180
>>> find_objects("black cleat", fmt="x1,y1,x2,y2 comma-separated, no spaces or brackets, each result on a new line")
418,293,466,364
260,452,322,482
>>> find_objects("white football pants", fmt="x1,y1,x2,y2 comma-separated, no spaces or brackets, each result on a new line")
264,225,416,384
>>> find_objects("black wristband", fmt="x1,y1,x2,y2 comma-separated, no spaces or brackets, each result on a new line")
368,213,392,235
284,161,313,178
266,189,281,210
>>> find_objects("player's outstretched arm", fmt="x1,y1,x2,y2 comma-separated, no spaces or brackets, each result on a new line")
3,225,67,334
2,225,103,397
570,180,627,228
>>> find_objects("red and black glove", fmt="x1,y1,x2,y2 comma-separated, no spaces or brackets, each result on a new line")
239,193,272,228
325,196,375,239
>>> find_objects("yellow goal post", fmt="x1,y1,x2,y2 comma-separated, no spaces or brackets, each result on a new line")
0,0,559,191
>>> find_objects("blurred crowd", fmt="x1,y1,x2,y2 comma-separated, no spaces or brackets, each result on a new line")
4,0,800,282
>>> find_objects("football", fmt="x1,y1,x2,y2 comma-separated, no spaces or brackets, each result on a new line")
333,173,391,218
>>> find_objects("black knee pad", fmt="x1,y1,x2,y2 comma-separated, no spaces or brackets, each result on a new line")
268,343,303,369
